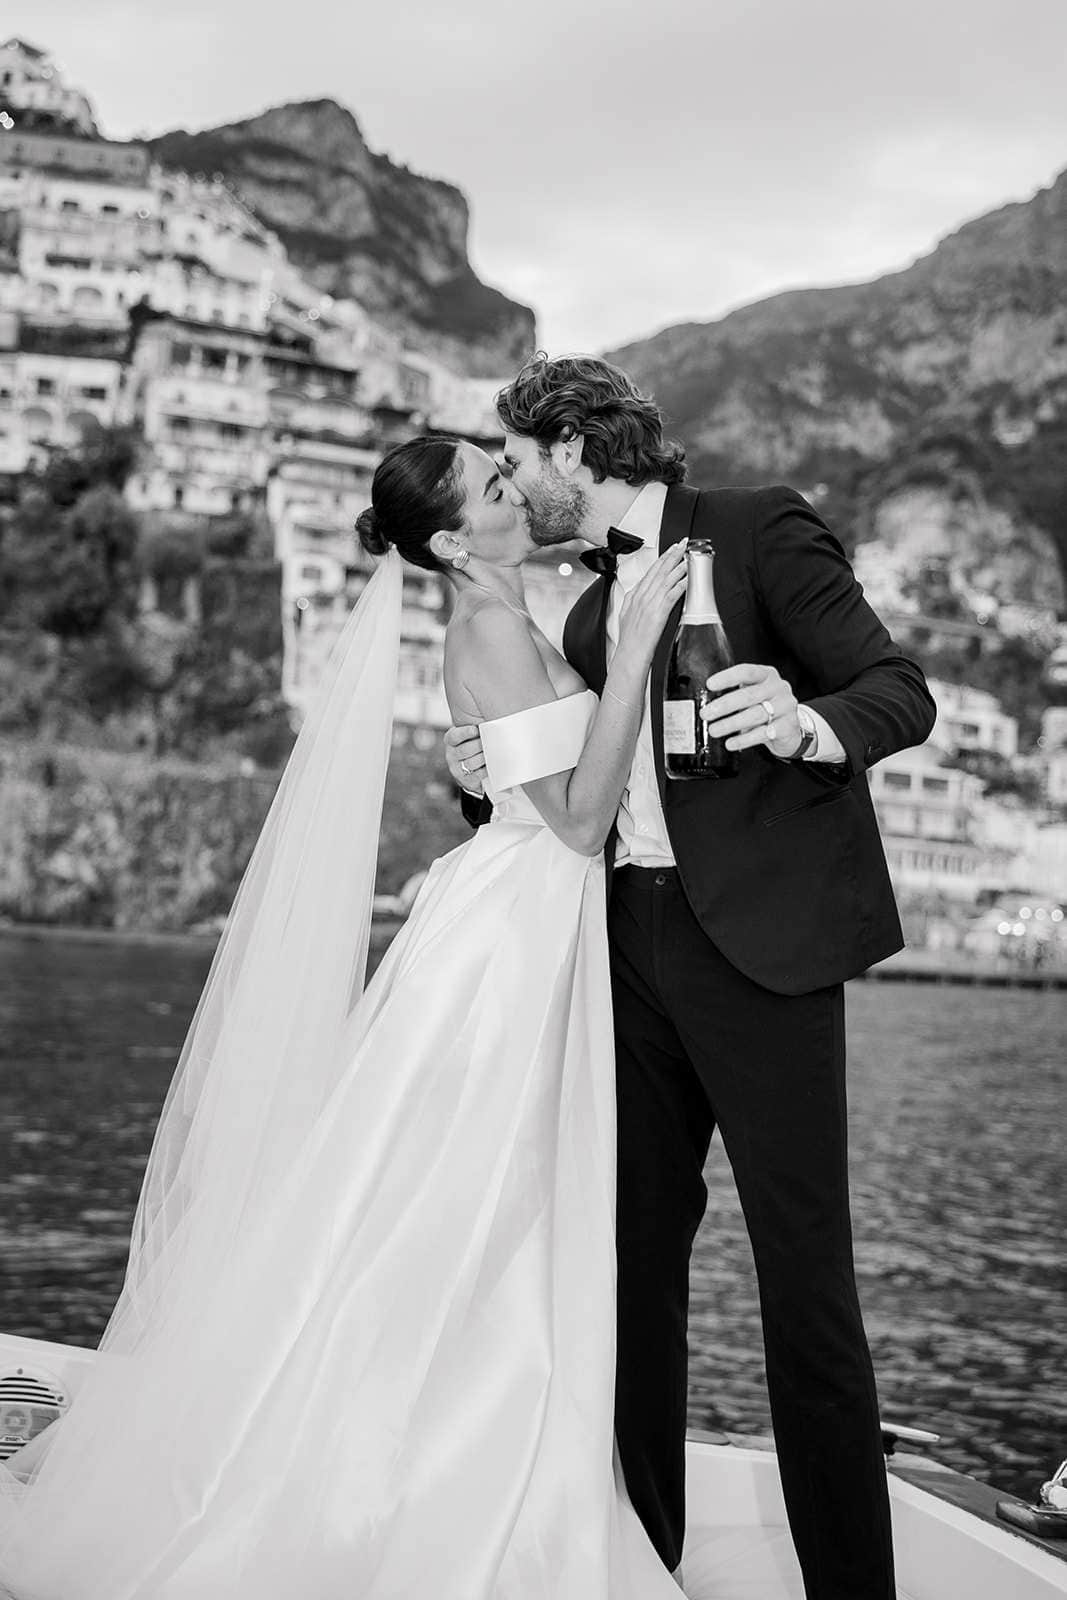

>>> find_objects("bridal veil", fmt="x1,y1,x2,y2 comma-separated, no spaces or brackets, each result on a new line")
0,549,403,1589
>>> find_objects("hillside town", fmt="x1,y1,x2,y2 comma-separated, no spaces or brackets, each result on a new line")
1,37,1066,968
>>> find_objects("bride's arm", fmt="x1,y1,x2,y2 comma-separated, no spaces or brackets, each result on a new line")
456,547,686,855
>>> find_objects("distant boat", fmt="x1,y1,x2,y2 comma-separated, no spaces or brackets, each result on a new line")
1,1330,1065,1598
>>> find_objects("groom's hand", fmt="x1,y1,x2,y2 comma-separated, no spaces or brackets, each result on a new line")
444,723,487,796
700,663,805,757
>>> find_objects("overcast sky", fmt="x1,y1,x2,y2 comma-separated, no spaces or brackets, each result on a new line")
6,0,1067,353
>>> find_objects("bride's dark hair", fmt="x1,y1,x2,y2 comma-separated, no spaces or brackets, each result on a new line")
355,435,467,574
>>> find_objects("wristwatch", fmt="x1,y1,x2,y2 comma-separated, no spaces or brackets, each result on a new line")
787,704,819,760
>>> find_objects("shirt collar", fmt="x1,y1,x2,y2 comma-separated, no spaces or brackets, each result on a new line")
613,480,668,551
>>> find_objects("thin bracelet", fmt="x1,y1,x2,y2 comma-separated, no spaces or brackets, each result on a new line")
604,686,639,711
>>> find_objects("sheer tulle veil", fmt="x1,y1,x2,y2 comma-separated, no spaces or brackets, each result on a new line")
0,549,404,1571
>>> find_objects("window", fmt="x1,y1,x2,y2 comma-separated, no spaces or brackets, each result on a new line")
921,776,950,795
35,377,56,396
883,771,911,792
81,386,108,401
169,416,192,433
59,198,80,213
24,407,53,441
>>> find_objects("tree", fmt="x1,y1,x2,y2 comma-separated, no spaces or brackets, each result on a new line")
27,485,140,640
3,427,144,639
39,421,141,508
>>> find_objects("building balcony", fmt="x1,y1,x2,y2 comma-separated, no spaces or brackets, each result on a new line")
16,316,129,355
271,437,380,472
156,394,267,429
153,441,269,482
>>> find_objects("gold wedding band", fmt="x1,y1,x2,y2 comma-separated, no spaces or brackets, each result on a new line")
761,698,775,726
460,760,472,776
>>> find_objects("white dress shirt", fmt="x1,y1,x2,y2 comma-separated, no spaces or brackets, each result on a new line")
606,483,675,869
605,482,845,870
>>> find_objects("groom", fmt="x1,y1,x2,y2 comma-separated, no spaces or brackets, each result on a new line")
445,354,935,1597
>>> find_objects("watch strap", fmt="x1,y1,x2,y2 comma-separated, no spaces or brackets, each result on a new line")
774,707,818,761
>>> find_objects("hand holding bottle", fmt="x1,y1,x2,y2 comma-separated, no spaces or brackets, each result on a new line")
700,663,805,757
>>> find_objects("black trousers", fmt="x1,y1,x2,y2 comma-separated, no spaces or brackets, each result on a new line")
609,866,895,1600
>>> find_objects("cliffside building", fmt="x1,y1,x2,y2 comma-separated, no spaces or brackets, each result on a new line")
925,678,1019,762
0,50,516,732
0,40,97,136
869,745,985,900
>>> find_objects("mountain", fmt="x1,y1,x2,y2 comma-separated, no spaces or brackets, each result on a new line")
147,100,535,378
607,167,1067,606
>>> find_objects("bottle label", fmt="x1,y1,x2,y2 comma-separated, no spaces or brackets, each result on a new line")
663,700,696,754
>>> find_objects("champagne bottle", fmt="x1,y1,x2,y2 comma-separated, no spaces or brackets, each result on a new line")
664,539,739,780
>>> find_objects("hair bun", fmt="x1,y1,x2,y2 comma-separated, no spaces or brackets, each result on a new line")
355,504,391,556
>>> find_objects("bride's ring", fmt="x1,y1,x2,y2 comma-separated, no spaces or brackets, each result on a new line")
760,698,775,727
460,760,472,777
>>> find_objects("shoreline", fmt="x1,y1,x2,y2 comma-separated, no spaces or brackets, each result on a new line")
864,948,1067,990
3,921,1064,985
0,917,405,952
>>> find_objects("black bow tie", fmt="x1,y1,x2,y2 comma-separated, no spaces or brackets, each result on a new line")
579,527,645,576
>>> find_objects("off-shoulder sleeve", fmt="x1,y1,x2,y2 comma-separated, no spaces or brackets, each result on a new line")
480,690,598,793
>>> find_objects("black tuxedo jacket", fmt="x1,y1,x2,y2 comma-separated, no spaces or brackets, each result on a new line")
463,483,936,995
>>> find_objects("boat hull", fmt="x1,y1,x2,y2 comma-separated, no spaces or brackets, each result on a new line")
1,1333,1064,1597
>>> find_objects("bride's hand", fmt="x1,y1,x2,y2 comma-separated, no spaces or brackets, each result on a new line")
445,723,486,795
616,543,688,662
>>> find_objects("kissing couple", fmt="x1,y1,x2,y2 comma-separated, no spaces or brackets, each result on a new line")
0,355,934,1600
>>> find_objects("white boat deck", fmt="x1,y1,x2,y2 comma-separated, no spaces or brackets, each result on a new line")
680,1440,1067,1600
1,1337,1065,1598
680,1522,920,1599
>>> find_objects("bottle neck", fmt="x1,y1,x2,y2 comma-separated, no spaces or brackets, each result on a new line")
681,548,721,624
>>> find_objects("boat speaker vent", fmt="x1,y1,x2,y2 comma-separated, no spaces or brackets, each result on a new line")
0,1364,70,1462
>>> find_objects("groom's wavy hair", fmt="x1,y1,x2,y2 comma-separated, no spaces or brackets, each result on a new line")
495,353,687,486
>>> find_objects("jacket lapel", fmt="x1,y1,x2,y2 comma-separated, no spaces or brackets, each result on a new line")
563,572,612,692
651,484,700,796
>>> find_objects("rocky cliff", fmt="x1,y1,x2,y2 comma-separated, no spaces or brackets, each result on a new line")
608,165,1067,605
147,100,536,378
0,739,469,933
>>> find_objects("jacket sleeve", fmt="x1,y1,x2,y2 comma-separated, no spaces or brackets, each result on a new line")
753,487,937,776
459,787,493,831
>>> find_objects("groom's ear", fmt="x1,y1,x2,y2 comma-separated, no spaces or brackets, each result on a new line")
553,429,586,477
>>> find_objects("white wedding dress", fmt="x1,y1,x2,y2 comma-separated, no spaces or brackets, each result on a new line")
0,687,680,1599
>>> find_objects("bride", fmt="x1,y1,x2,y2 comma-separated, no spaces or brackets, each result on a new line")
0,433,687,1598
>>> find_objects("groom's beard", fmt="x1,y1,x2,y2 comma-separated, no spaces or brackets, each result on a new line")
522,473,590,548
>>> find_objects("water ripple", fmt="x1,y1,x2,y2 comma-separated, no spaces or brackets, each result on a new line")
0,930,1063,1499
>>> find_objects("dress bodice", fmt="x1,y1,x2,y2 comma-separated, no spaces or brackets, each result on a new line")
481,690,598,826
